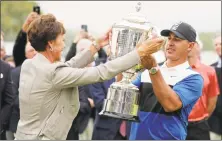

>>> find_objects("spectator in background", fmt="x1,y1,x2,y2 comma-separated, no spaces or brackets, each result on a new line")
4,56,15,68
0,31,15,140
65,38,95,140
0,31,10,61
5,12,38,140
186,40,219,140
208,35,222,140
65,30,88,61
13,12,39,67
25,42,37,59
212,35,221,67
90,44,127,140
0,47,6,60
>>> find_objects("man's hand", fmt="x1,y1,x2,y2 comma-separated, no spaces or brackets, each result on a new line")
22,12,39,33
140,54,157,70
116,73,123,82
88,98,95,108
73,31,89,43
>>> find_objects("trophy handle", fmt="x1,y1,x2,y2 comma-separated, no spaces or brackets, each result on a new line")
137,25,162,46
136,27,153,48
109,26,120,60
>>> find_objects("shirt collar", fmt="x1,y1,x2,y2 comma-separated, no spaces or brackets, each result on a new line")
217,57,221,68
191,61,201,69
161,61,190,71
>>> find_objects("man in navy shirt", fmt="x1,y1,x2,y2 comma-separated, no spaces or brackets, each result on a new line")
129,22,204,140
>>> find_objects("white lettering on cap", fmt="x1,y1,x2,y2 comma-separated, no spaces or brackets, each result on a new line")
171,21,183,31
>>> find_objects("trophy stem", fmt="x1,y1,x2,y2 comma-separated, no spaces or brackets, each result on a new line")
121,70,136,84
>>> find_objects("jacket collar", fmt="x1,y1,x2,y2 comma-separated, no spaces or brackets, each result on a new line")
34,53,52,64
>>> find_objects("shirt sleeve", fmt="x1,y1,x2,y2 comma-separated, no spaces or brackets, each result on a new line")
208,68,220,97
173,74,204,108
132,72,142,87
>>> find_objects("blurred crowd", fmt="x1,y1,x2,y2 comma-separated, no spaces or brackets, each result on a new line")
0,10,221,141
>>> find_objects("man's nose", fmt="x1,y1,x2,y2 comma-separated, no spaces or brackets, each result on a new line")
167,39,174,46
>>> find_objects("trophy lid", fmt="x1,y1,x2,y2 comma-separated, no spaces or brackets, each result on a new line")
113,2,153,30
123,2,148,24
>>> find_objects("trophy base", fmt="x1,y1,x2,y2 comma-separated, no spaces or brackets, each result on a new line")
99,81,141,122
99,110,140,122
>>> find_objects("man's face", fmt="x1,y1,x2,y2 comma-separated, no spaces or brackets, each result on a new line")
1,34,3,47
188,43,201,59
165,32,193,61
214,36,221,57
0,48,6,60
1,33,6,59
25,42,37,59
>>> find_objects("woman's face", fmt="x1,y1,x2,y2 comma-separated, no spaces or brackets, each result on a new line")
48,34,65,61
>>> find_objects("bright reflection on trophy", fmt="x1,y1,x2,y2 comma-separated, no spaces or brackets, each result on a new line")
99,2,164,122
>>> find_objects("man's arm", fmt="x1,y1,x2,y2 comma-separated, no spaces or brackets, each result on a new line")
139,54,203,112
13,30,27,67
90,82,106,111
0,64,15,130
207,68,220,116
150,71,203,112
65,43,77,61
207,97,218,116
150,70,183,112
11,67,21,113
78,86,92,114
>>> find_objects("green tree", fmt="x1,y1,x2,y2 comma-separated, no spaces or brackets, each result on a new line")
199,32,220,51
1,1,39,41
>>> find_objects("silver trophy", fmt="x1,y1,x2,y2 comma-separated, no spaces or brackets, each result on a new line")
99,2,162,122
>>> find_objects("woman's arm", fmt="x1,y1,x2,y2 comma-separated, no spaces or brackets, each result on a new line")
53,49,140,89
65,45,97,68
53,38,164,89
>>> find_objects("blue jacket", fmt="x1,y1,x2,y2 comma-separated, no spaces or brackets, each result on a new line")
90,77,124,140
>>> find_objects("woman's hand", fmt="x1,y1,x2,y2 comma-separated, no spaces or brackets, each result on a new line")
96,28,112,49
137,38,164,69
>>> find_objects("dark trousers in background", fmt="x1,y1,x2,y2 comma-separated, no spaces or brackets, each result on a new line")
115,131,127,140
0,130,6,140
66,126,79,140
186,119,210,140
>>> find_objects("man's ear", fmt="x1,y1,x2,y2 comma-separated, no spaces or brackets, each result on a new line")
187,42,195,52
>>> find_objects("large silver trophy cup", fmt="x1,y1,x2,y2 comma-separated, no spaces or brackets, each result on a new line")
99,2,161,122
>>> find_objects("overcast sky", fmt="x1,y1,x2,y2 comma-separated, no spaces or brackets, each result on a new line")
37,1,221,34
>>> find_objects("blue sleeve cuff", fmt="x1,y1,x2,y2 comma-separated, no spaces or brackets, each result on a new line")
132,73,142,87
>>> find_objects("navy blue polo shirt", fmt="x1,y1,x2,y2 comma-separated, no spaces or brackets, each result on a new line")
130,61,203,140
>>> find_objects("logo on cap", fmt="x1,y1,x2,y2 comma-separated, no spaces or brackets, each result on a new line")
171,21,183,31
